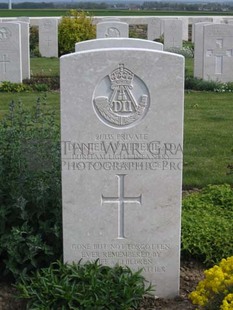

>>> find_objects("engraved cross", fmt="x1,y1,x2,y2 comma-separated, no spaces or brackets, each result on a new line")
0,54,10,73
101,174,142,239
206,39,233,74
45,37,52,47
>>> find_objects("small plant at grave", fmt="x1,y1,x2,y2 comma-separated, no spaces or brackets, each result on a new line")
0,81,32,92
23,76,59,91
154,34,164,44
16,260,153,310
185,73,233,92
167,46,194,58
58,10,96,56
181,184,233,266
189,256,233,310
0,97,62,279
185,76,222,92
213,82,233,93
167,41,194,58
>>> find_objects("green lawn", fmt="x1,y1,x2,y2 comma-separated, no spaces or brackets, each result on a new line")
183,91,233,188
31,57,59,76
0,57,232,188
185,58,194,77
0,92,60,121
1,9,233,17
30,56,194,78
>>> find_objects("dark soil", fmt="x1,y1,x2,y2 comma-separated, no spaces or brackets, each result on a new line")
0,260,205,310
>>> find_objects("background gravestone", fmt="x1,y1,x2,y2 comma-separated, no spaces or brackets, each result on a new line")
203,23,233,82
96,20,129,38
163,19,183,50
0,22,22,83
194,22,212,79
39,18,58,57
61,46,184,298
147,18,162,41
15,21,30,79
191,17,213,42
75,38,163,52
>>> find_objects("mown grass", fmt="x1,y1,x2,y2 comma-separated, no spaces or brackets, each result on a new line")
0,57,232,188
30,57,59,76
183,91,233,188
1,9,233,17
0,92,60,121
185,58,194,77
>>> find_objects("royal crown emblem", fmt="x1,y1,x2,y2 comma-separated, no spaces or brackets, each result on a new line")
0,27,11,41
93,64,150,128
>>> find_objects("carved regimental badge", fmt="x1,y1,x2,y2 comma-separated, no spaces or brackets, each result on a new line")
93,64,150,128
0,27,11,41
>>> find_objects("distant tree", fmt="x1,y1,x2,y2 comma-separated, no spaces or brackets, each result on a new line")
0,3,7,8
13,2,54,9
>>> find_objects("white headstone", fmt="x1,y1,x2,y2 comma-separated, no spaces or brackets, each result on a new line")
0,22,22,83
14,21,30,79
191,17,213,42
179,17,189,41
75,38,163,52
61,46,184,298
222,18,233,24
18,17,30,23
163,19,183,50
203,23,233,82
39,18,58,57
96,20,129,38
194,22,212,79
147,18,162,41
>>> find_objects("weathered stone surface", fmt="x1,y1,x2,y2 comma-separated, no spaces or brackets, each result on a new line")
0,22,22,82
75,38,163,52
39,18,58,57
61,46,184,298
163,19,183,50
96,20,129,38
202,23,233,82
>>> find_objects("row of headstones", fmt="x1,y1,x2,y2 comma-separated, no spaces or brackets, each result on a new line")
0,18,58,83
1,16,233,83
38,17,183,55
79,18,233,83
96,18,183,50
0,15,203,61
28,15,233,55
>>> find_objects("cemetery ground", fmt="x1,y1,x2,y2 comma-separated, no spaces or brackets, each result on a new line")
0,57,232,309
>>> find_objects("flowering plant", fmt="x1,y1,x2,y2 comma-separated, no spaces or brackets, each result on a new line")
189,256,233,309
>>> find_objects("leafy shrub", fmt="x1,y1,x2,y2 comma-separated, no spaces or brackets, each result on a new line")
17,260,153,310
58,10,96,56
0,98,62,279
182,184,233,266
0,81,31,92
189,256,233,310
